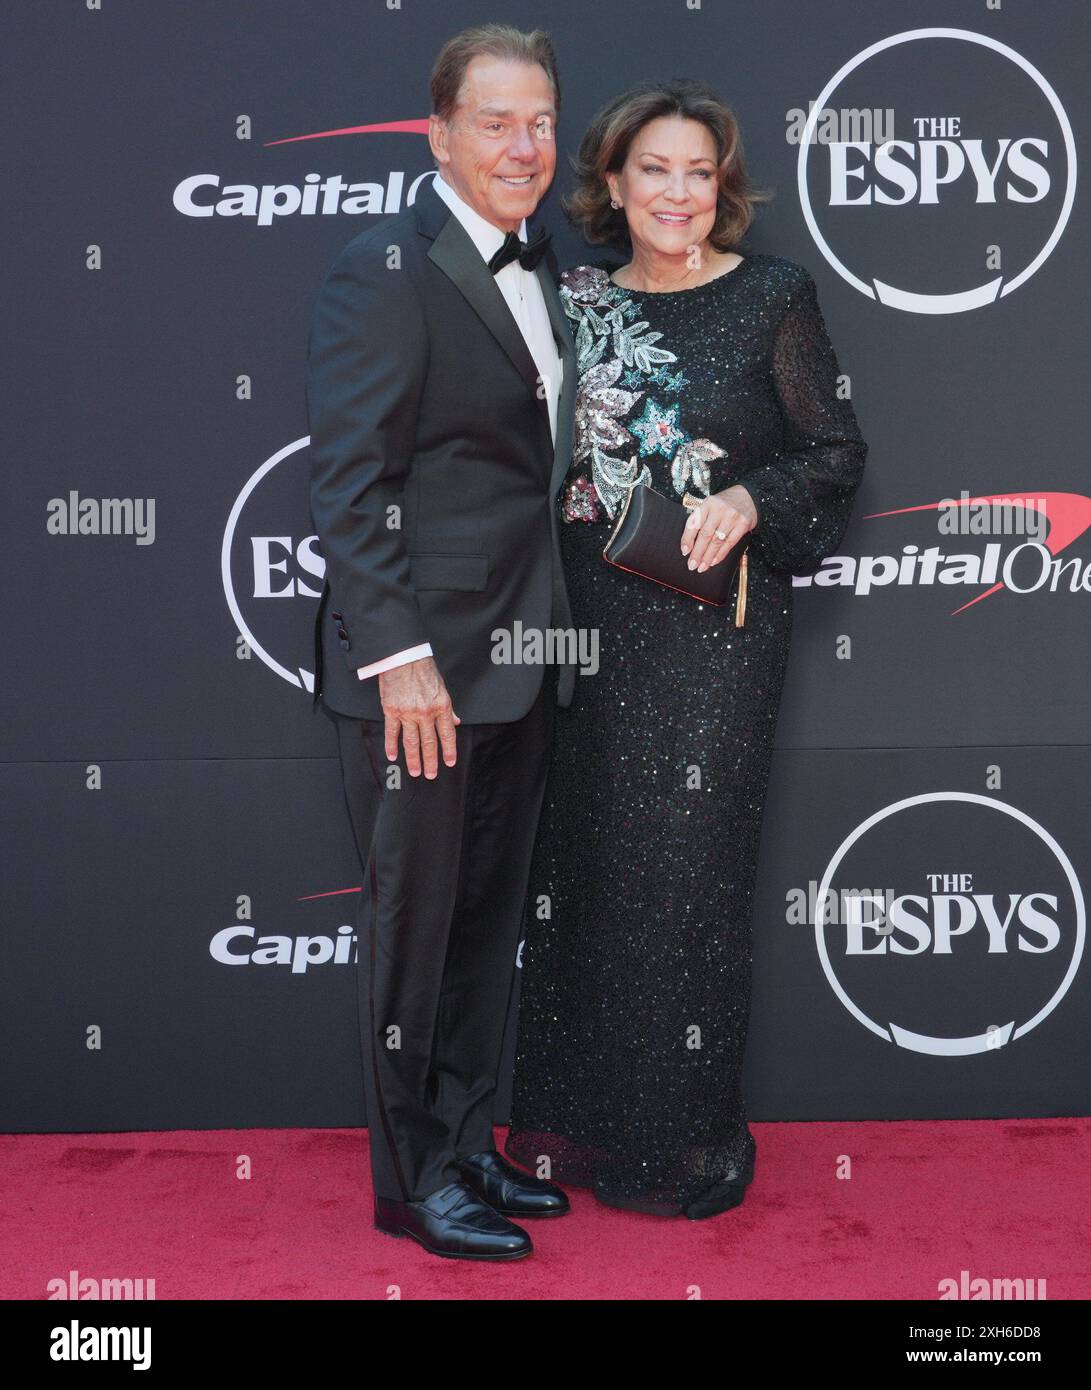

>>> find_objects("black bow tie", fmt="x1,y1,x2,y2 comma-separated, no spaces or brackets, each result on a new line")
488,226,551,275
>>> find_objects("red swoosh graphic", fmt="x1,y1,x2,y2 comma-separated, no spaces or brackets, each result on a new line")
265,119,429,147
864,492,1091,613
296,887,362,901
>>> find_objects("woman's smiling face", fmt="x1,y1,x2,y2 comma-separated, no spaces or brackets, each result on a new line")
607,116,721,261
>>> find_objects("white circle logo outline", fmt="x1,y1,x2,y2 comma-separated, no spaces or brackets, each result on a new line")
814,791,1085,1054
797,28,1077,312
221,435,314,692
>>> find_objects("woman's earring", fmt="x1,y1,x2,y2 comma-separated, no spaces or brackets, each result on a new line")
610,199,621,210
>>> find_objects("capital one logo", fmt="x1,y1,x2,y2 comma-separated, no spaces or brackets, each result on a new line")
799,28,1076,311
814,793,1084,1055
222,438,319,691
173,118,433,225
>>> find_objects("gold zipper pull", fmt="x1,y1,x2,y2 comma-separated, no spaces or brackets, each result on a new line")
734,550,748,627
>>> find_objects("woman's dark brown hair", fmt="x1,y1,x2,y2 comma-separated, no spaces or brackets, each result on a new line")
565,78,771,254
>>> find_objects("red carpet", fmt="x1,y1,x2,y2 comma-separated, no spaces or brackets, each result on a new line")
4,1119,1088,1300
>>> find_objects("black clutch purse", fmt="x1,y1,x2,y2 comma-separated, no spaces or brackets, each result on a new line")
602,481,750,624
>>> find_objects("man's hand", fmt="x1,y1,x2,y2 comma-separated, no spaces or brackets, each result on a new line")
378,656,460,778
681,485,758,572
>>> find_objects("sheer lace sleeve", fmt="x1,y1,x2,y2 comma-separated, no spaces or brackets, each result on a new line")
736,267,868,575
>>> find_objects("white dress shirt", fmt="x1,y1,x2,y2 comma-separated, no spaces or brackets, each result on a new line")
356,171,563,681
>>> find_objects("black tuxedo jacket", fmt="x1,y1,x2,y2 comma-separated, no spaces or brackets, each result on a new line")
306,174,578,723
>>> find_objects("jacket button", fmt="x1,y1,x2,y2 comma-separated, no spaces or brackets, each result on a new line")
337,627,349,640
331,610,342,622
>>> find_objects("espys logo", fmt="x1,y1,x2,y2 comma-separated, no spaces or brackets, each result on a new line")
797,490,1091,610
799,28,1076,311
814,793,1084,1055
173,117,433,225
222,438,319,691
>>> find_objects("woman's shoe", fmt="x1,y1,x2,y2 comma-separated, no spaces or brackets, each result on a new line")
682,1177,747,1219
681,1139,756,1220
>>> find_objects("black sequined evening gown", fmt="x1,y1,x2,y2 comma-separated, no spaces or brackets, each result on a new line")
505,255,868,1216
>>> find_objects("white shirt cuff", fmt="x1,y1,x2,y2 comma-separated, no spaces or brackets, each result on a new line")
356,643,433,680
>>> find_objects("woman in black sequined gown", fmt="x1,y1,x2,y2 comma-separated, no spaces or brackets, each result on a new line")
506,82,867,1217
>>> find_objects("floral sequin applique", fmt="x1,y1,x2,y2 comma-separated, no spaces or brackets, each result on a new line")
559,267,725,519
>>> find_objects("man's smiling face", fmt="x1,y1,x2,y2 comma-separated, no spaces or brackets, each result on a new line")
429,55,557,232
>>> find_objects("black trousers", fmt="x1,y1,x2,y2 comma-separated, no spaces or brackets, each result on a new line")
333,666,555,1202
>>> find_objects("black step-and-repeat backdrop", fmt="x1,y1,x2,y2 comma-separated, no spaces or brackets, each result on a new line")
4,1,1088,1132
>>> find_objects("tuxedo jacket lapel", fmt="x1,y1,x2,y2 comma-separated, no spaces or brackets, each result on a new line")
422,184,550,430
416,176,573,483
536,255,576,500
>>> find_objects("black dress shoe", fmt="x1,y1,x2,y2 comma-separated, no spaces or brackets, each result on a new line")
456,1149,570,1217
374,1181,532,1259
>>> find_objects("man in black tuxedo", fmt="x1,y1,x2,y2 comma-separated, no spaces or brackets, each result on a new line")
306,25,577,1260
